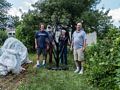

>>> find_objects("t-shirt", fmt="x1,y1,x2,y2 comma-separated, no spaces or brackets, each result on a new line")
72,29,86,50
35,30,49,48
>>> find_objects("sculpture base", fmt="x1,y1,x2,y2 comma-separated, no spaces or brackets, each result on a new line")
48,66,69,70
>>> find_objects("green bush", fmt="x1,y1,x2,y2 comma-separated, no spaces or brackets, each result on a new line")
16,23,36,52
0,30,8,46
85,28,120,90
15,12,43,52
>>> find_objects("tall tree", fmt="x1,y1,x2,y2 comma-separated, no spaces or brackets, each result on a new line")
11,16,20,28
0,0,11,29
33,0,101,33
80,9,112,38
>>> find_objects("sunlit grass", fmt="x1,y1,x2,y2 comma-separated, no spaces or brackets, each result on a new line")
18,50,98,90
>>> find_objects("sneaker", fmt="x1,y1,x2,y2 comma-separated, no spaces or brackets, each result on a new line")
74,69,80,73
78,70,83,74
34,64,40,68
42,60,46,66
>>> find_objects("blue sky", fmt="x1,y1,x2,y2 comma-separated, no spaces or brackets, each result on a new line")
97,0,120,27
7,0,120,27
97,0,120,9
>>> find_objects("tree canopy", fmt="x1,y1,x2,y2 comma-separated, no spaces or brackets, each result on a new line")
33,0,101,31
16,0,113,51
0,0,11,29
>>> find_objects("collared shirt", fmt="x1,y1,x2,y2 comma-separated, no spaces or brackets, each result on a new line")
72,29,86,50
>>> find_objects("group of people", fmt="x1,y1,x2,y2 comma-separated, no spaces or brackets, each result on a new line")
34,22,86,74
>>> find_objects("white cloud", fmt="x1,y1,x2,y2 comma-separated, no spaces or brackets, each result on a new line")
24,0,38,8
8,0,38,18
24,1,31,7
8,7,22,18
28,0,38,4
23,1,34,10
108,8,120,27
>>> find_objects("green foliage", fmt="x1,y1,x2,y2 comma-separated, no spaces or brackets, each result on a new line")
16,23,36,52
0,30,8,45
81,9,112,37
0,0,11,28
17,0,111,50
17,0,112,51
16,11,44,51
32,0,112,37
11,16,21,28
33,0,101,32
85,28,120,90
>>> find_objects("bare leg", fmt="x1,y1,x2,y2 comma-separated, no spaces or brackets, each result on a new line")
75,60,80,68
78,61,84,74
42,49,47,65
36,54,40,65
37,55,40,60
80,61,84,70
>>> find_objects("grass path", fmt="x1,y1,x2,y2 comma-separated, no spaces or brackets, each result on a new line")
18,53,98,90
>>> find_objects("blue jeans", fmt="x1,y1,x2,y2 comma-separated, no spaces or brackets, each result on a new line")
60,46,67,65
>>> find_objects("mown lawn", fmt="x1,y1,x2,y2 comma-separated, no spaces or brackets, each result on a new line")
18,51,98,90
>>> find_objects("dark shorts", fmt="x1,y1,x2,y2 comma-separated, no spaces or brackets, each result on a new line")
37,48,47,56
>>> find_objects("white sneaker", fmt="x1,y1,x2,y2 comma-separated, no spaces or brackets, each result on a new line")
78,70,83,74
74,69,80,73
42,60,46,66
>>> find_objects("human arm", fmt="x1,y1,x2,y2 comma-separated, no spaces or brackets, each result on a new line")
82,32,87,51
35,32,38,49
70,33,74,51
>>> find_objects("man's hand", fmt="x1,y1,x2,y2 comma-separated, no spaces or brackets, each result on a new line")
47,45,49,50
68,42,71,46
35,39,38,49
52,41,55,46
82,47,85,52
70,41,74,51
35,45,38,49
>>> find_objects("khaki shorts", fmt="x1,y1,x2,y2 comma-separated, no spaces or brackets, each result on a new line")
73,48,84,61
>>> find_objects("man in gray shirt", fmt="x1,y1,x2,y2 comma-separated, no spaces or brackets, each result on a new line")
72,23,87,74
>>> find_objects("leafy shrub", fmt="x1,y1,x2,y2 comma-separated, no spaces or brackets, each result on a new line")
16,24,36,52
85,28,120,90
15,12,43,52
0,30,8,46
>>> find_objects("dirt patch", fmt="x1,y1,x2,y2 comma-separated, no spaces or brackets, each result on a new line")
0,64,30,90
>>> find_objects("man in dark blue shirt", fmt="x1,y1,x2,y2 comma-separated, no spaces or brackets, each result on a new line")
35,23,49,68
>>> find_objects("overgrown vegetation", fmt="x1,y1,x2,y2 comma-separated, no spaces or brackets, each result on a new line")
0,30,7,46
0,0,11,30
85,28,120,90
18,53,98,90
